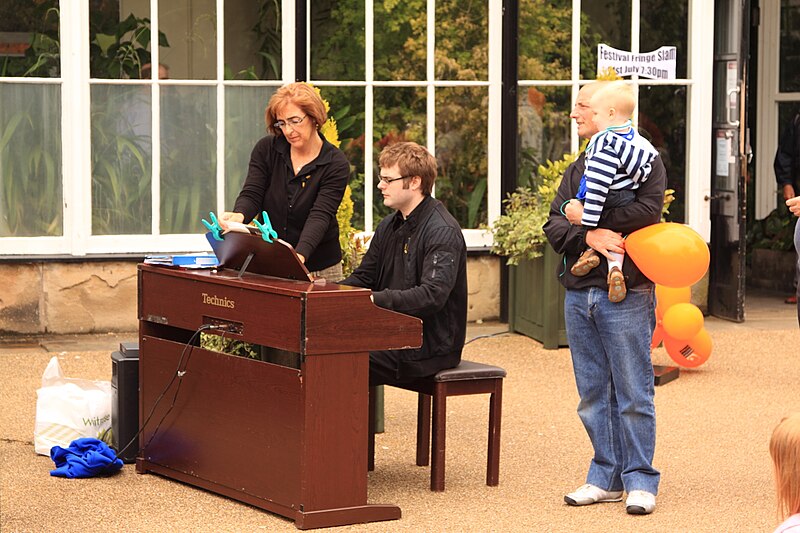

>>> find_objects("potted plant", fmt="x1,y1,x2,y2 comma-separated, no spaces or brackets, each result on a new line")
489,152,577,348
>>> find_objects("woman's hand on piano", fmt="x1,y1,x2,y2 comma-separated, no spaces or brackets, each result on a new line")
219,212,244,231
297,253,305,264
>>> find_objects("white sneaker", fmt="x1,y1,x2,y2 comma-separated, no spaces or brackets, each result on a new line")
564,484,624,506
626,490,656,515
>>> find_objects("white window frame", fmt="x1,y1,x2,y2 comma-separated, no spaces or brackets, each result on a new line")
0,0,296,256
307,0,500,249
0,0,711,255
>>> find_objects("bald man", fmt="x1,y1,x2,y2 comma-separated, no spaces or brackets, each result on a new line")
543,82,667,516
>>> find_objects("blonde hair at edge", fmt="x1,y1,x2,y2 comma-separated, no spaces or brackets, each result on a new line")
590,80,636,124
770,412,800,521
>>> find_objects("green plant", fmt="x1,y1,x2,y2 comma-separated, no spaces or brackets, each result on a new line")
90,13,169,79
200,333,260,359
0,1,59,77
337,185,358,277
159,87,216,234
0,93,62,237
747,205,797,251
90,85,152,235
662,188,675,220
487,152,577,265
251,0,282,79
2,5,170,237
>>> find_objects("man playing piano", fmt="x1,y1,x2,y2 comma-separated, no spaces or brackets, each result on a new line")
341,141,468,386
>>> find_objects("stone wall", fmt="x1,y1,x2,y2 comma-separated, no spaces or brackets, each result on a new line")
0,261,139,335
0,255,501,335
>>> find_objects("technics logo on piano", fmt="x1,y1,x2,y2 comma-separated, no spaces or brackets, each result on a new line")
201,293,235,309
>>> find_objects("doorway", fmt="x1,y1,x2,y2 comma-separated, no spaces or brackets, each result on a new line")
750,0,799,305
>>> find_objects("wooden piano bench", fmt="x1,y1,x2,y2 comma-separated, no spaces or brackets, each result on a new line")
369,360,506,492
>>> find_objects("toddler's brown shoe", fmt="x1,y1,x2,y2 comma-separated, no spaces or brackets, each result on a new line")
570,249,600,276
608,266,627,302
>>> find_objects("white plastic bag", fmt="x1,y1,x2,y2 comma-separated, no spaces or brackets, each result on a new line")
33,356,113,456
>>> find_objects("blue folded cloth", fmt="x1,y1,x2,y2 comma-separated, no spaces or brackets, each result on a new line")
50,438,123,478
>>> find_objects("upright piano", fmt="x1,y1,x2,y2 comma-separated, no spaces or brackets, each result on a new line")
136,261,422,529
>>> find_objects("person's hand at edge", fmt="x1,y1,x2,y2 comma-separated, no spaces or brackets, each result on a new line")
787,195,800,217
585,228,624,260
565,199,584,225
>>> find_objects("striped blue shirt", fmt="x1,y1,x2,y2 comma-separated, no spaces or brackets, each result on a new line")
579,128,659,227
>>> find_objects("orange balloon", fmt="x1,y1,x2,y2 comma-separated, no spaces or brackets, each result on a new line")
655,285,692,319
662,302,704,340
625,223,710,288
651,322,665,349
663,328,712,368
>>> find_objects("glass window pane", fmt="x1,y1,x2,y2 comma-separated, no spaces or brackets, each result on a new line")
435,0,487,81
311,0,365,81
160,86,216,234
436,86,488,229
225,86,277,209
518,86,571,187
0,0,60,78
372,86,427,226
89,2,155,79
780,0,800,92
0,83,62,236
641,0,688,79
374,1,425,81
638,85,686,223
581,0,631,80
91,85,152,234
518,0,572,81
224,0,280,80
159,1,216,80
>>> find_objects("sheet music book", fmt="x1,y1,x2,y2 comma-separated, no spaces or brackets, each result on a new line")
205,231,313,281
144,253,219,268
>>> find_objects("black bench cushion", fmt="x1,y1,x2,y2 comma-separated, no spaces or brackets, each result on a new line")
433,360,507,382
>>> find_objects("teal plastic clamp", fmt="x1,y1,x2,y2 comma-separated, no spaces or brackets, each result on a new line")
201,212,224,241
253,210,278,243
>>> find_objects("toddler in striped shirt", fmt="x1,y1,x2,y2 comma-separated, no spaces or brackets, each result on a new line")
569,81,659,302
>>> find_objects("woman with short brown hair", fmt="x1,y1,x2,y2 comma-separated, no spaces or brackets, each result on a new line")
221,82,348,281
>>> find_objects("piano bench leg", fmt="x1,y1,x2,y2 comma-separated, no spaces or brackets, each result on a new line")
416,393,431,466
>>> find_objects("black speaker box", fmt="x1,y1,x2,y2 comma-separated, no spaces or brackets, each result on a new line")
111,341,139,463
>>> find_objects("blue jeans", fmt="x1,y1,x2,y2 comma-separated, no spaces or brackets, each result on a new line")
564,286,660,495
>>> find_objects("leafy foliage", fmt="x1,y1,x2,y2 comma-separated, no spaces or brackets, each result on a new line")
90,13,169,79
251,0,282,80
2,4,171,236
0,1,60,77
0,87,62,237
200,333,260,359
159,86,216,234
488,152,577,266
90,86,152,234
309,0,496,230
747,205,797,251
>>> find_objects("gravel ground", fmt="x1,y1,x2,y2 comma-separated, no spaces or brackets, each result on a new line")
1,312,798,532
